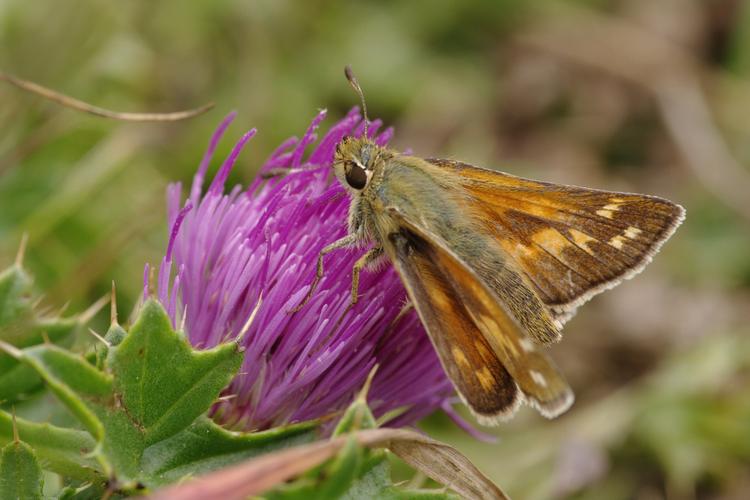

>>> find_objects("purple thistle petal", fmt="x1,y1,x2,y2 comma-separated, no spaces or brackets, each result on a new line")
167,202,193,261
152,110,455,431
192,112,237,205
376,126,395,146
290,109,327,167
208,129,257,195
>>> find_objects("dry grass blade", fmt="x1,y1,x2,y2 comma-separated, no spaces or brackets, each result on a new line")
386,430,508,500
0,71,213,122
148,427,507,500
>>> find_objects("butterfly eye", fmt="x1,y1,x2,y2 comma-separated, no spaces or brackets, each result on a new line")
345,162,368,190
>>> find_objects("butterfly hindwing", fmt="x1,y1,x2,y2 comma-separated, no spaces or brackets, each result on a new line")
386,207,573,422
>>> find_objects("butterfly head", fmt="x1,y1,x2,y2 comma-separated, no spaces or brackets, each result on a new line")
333,65,385,193
334,135,380,192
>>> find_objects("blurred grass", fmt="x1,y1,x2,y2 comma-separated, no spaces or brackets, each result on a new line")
2,0,750,498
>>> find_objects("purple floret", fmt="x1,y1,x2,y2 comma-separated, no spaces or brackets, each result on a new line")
150,109,455,430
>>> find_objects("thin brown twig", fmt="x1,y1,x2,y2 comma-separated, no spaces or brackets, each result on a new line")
0,71,214,122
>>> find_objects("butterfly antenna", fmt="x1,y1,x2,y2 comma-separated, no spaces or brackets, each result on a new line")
344,65,369,137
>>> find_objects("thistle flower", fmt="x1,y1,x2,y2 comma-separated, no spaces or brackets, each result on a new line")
150,109,456,431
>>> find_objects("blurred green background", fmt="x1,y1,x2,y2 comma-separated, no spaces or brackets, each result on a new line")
2,0,749,498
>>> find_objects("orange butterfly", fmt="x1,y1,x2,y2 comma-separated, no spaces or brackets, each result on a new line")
294,67,684,424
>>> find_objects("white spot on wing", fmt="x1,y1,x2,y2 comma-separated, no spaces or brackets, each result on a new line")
609,235,625,249
520,338,535,353
530,370,548,388
569,229,596,255
597,199,626,219
624,226,642,239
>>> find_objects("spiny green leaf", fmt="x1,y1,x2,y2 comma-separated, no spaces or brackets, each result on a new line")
93,323,126,370
332,394,377,436
24,346,113,398
104,323,127,348
0,339,141,480
265,436,364,500
19,345,112,443
56,483,105,500
0,437,44,499
6,299,256,487
142,416,317,485
109,300,243,446
0,264,80,353
0,410,99,482
0,264,85,403
263,377,391,499
0,265,32,328
11,391,85,434
333,368,377,436
317,437,363,499
0,364,40,400
339,458,459,500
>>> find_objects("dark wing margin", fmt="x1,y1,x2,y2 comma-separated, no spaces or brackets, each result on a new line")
386,207,573,423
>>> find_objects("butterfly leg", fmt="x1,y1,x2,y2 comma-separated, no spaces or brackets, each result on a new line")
350,246,384,304
290,233,359,312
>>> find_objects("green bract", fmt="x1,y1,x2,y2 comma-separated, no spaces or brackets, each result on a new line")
0,435,44,500
1,296,316,496
0,263,83,402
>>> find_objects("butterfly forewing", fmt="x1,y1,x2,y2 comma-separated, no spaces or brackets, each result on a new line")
430,159,686,325
386,208,573,422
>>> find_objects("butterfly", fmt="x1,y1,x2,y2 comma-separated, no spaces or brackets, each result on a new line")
293,67,685,424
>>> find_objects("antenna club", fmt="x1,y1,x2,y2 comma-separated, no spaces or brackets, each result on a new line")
344,65,355,83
